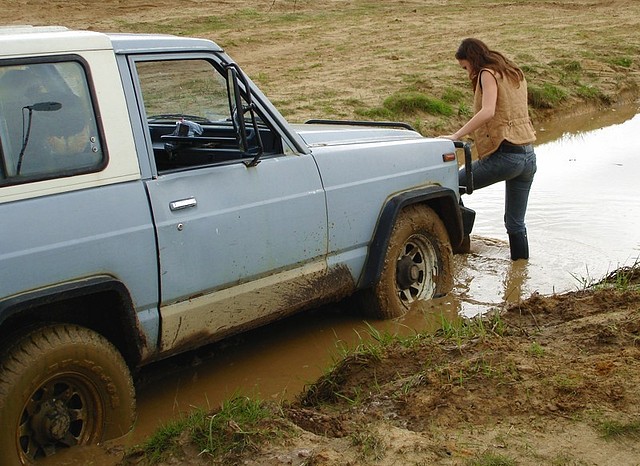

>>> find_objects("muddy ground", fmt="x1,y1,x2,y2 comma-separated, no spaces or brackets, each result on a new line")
118,271,640,465
6,1,640,464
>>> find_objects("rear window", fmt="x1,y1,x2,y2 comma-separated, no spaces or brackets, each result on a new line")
0,59,105,185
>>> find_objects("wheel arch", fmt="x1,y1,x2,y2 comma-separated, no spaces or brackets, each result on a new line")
358,186,464,290
0,276,145,369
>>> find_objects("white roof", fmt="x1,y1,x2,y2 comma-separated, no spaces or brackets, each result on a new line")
0,25,113,57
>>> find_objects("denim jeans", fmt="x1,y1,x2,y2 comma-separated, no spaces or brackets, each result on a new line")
459,144,537,235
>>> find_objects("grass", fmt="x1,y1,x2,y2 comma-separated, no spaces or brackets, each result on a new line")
576,84,607,102
466,451,517,466
437,311,507,344
383,92,453,116
194,396,280,457
528,341,545,357
103,0,640,135
350,428,387,461
302,311,513,404
595,259,640,290
572,259,640,291
553,375,584,395
598,419,640,439
355,90,454,122
137,396,285,464
527,83,568,109
398,371,428,397
140,411,204,463
442,86,466,104
609,57,633,68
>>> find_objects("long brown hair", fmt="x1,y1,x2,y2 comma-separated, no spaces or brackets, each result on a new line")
455,38,524,89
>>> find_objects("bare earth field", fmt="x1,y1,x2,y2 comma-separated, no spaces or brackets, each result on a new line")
5,1,640,465
5,0,640,133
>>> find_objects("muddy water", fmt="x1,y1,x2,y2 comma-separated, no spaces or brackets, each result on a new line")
42,104,640,465
456,103,640,315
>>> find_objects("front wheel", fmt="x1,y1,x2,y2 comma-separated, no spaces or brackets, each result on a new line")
360,204,453,319
0,324,136,464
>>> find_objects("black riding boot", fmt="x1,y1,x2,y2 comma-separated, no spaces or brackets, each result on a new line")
508,230,529,261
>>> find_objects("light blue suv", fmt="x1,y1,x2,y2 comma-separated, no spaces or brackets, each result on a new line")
0,26,474,464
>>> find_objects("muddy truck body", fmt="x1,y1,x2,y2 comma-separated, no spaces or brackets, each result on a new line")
0,26,474,464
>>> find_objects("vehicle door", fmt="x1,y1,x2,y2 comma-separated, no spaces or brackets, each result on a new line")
130,55,328,347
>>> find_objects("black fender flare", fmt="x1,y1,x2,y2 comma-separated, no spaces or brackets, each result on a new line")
0,275,144,367
358,186,465,290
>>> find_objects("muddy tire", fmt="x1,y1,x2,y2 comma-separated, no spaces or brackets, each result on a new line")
361,204,453,319
0,324,136,465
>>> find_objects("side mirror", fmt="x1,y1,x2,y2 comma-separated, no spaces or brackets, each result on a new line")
225,64,263,167
226,66,249,154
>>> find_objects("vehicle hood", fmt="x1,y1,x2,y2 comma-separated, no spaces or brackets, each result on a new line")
291,123,423,147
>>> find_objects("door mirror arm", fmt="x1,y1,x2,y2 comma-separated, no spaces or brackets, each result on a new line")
225,64,264,167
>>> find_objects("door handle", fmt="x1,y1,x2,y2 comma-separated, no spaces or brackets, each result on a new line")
169,197,197,211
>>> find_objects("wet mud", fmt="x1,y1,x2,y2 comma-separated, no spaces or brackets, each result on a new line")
128,103,640,432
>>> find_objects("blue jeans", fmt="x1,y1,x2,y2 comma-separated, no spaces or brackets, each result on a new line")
459,143,537,235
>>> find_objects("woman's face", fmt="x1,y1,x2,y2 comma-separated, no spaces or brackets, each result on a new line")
458,59,474,80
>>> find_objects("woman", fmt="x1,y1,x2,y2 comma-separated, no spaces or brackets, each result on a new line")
441,38,537,260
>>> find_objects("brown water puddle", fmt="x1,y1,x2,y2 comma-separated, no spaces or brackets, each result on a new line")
463,103,640,314
40,102,640,465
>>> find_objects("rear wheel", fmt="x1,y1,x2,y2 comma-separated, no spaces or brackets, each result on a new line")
361,204,453,319
0,324,136,464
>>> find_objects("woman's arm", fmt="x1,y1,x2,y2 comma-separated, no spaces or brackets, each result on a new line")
440,70,498,140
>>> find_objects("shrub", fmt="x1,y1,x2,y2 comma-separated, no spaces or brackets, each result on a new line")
528,83,567,109
383,91,453,116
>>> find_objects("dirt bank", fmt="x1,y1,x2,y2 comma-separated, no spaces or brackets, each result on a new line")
122,269,640,465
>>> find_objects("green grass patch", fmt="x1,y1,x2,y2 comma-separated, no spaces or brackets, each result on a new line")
355,106,395,120
137,396,285,464
350,427,387,461
442,86,466,104
598,419,640,439
300,322,437,406
437,311,506,344
140,410,205,463
528,341,545,357
466,451,517,466
594,259,640,290
553,375,583,394
383,91,453,116
549,59,582,73
609,56,633,68
574,260,640,291
528,83,567,109
355,90,454,127
458,101,472,117
576,84,602,99
193,396,278,457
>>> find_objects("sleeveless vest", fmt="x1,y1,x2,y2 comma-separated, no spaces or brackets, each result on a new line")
473,68,536,158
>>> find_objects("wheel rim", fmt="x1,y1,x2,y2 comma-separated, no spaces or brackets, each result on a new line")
395,234,438,306
17,373,104,461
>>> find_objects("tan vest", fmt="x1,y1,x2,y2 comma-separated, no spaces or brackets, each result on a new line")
473,68,536,158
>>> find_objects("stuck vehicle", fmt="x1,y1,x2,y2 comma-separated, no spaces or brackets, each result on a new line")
0,25,474,464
